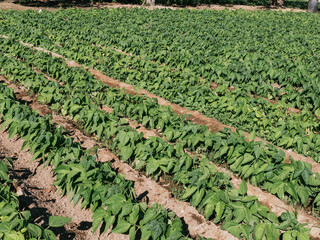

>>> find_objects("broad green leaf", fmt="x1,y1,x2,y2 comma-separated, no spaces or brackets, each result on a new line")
120,146,133,162
27,223,42,238
238,180,248,196
111,219,131,234
49,216,72,228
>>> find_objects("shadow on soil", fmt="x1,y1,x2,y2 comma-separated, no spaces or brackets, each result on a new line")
18,194,76,240
13,0,111,8
11,0,313,9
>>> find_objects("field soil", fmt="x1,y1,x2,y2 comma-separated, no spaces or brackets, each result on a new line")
1,77,236,240
0,5,318,239
0,128,126,240
2,36,320,237
7,35,320,198
0,0,306,12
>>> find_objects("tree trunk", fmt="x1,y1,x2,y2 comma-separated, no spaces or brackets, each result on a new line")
308,0,318,12
270,0,284,6
277,0,284,6
146,0,155,6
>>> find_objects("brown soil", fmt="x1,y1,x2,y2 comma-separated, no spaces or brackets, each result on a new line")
7,36,320,173
5,71,320,239
110,45,306,118
27,67,320,230
0,128,125,240
103,1,306,12
2,78,236,240
0,0,307,12
16,40,320,174
3,38,320,238
215,166,320,239
89,65,320,175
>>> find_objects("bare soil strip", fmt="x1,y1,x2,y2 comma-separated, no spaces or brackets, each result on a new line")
88,65,320,174
87,58,320,174
4,38,320,235
4,75,320,239
0,1,307,13
2,79,235,240
4,35,320,172
103,94,320,239
111,46,307,117
29,69,320,229
0,127,125,240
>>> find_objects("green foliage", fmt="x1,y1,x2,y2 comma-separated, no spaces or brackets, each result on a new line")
0,9,318,239
0,82,191,240
0,156,67,240
0,37,314,239
1,38,319,214
4,8,320,165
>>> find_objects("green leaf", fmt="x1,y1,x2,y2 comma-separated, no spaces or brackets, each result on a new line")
180,186,197,200
27,223,42,238
31,150,42,163
43,229,57,240
242,153,255,165
204,203,216,219
49,216,72,228
120,146,133,162
92,207,107,233
147,220,163,239
249,131,256,141
265,223,279,240
111,219,131,234
214,201,225,224
129,226,136,240
254,223,266,240
128,205,140,225
282,231,292,240
313,192,320,205
103,214,115,233
3,231,25,240
146,158,159,176
238,180,248,196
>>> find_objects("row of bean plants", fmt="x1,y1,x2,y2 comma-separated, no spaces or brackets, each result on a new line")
0,38,312,239
0,82,193,240
1,12,320,165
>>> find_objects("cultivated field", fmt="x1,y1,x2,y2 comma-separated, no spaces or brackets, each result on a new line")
0,7,320,240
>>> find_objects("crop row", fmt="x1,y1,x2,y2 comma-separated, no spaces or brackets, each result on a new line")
0,38,313,239
3,37,320,213
2,9,320,116
1,18,320,165
62,9,320,114
0,82,194,240
0,152,71,240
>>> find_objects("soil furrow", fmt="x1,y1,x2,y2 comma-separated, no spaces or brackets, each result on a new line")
88,68,320,175
4,75,320,239
11,37,320,175
6,36,320,215
0,127,125,240
4,37,320,236
110,46,306,116
2,78,235,240
0,1,308,12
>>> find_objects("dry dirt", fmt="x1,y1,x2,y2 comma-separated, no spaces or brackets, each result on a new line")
0,128,125,240
1,77,236,240
2,30,320,239
3,69,320,239
5,35,320,185
0,0,306,12
88,62,320,176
